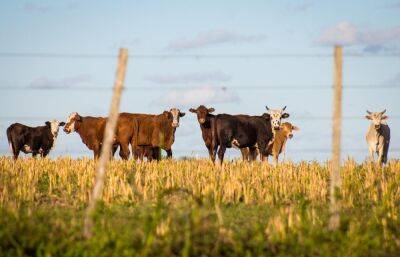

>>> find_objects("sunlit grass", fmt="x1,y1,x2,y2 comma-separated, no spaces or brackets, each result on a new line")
0,157,399,256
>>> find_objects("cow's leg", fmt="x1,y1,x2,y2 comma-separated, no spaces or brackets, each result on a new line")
240,148,249,161
368,146,375,162
11,144,20,160
249,146,258,161
119,143,130,160
93,146,101,159
378,147,384,166
217,145,226,165
273,154,279,166
152,147,161,161
166,149,172,159
112,144,119,157
206,144,215,162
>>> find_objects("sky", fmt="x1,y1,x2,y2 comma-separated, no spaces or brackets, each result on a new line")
0,0,399,162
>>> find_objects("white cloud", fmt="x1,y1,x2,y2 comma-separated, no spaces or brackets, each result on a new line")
30,74,92,88
144,70,231,84
315,21,400,49
166,29,266,51
287,1,314,12
154,86,239,107
22,3,51,13
315,21,359,46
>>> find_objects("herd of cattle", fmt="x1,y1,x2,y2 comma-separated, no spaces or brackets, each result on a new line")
6,106,391,165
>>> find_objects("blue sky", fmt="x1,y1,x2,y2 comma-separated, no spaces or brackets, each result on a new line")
0,0,399,161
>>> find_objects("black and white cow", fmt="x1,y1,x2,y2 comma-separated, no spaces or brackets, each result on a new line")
6,120,65,159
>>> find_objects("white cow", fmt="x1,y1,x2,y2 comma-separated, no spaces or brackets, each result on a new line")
365,110,390,165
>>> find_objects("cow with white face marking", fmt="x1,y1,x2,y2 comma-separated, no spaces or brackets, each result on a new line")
63,112,119,159
132,108,185,160
265,106,290,131
365,109,390,165
6,120,65,159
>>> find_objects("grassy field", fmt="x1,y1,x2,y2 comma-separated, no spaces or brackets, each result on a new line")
0,157,399,257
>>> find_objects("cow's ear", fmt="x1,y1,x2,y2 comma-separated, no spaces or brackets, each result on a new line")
262,113,271,120
60,122,66,126
365,115,372,120
76,115,83,122
381,115,388,121
45,121,51,127
208,108,215,113
282,113,290,119
179,112,185,117
292,125,300,131
189,108,197,113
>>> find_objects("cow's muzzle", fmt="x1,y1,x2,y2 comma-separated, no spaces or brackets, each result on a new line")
288,134,293,139
273,126,280,131
172,123,179,128
199,118,205,124
375,125,381,130
63,127,71,134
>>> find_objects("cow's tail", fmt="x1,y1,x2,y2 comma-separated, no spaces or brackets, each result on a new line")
6,125,15,155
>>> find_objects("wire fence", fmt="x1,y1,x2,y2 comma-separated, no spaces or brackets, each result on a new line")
1,50,399,159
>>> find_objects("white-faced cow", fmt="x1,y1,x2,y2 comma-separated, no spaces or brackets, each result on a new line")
131,108,185,160
7,120,65,159
63,112,118,159
365,110,390,165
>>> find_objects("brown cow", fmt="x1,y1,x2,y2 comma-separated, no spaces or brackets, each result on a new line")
189,105,217,162
132,108,185,160
63,112,118,159
262,122,299,164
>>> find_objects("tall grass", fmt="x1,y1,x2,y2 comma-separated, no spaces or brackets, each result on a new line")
0,157,399,256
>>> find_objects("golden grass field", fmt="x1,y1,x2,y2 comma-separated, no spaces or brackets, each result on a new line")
0,157,399,256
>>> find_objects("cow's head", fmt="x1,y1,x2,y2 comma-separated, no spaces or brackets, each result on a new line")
365,110,388,130
63,112,82,134
189,105,215,124
167,108,185,128
45,120,66,137
265,106,290,130
281,122,299,139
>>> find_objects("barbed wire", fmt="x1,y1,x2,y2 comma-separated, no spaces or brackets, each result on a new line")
0,84,398,91
0,52,399,59
1,116,399,121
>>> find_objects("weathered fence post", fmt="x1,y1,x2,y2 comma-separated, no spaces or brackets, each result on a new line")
84,48,128,238
329,45,343,230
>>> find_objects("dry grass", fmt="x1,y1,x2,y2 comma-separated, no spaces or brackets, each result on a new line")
1,157,399,209
1,157,399,256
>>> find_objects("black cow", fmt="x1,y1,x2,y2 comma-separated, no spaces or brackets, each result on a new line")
213,113,273,164
7,120,65,160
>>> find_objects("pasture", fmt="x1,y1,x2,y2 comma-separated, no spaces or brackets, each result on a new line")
1,157,399,256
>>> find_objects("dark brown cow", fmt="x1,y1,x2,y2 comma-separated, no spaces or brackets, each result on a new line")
7,120,65,159
213,113,273,164
132,108,185,160
63,112,118,159
189,105,216,162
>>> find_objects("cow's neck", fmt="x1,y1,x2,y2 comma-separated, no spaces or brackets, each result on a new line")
201,114,215,129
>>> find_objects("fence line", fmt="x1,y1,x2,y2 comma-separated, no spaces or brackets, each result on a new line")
0,52,399,59
0,85,399,91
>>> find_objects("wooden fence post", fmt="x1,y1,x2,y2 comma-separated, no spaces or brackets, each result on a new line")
84,48,128,238
329,45,343,230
